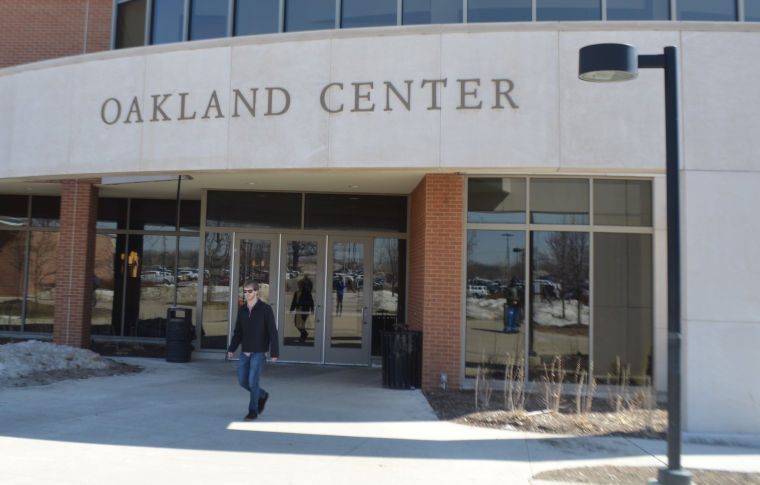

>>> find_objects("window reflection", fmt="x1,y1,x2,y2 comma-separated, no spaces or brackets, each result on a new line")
403,0,463,24
468,0,532,22
91,234,118,335
202,233,232,349
24,231,59,333
530,178,589,225
0,231,28,331
372,238,406,356
678,0,736,20
284,240,318,346
465,230,526,379
116,0,147,48
468,177,526,224
331,242,365,349
594,179,652,226
190,0,228,40
285,0,335,31
607,0,669,20
152,0,185,44
537,0,601,20
748,0,760,21
528,231,589,380
235,0,279,35
342,0,397,28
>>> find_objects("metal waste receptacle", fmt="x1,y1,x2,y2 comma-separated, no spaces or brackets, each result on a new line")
381,330,422,389
165,307,194,363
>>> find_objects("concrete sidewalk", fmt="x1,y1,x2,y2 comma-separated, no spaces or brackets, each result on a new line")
0,357,758,485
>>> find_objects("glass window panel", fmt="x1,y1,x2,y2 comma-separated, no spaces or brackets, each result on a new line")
0,231,28,332
190,0,228,40
341,0,397,28
304,194,407,232
201,232,232,349
594,233,652,385
129,199,179,231
530,178,589,225
465,229,526,379
25,231,59,334
607,0,670,20
468,177,526,223
206,191,302,229
284,240,318,347
537,0,601,21
97,198,128,230
285,0,335,31
136,234,176,338
116,0,147,48
528,231,589,380
0,195,29,228
748,0,760,21
237,238,272,303
30,196,60,228
677,0,736,20
372,238,406,356
91,234,118,335
468,0,532,22
235,0,279,35
403,0,463,24
179,200,201,232
594,179,652,226
177,236,200,325
152,0,185,45
330,241,365,348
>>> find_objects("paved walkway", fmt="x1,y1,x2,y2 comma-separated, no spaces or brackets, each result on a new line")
1,357,758,484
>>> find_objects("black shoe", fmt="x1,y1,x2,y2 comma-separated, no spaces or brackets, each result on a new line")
243,411,258,421
258,392,269,414
299,330,308,341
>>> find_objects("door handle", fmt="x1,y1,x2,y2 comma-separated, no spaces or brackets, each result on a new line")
362,306,369,325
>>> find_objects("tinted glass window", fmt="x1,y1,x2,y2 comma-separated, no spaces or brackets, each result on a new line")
235,0,279,35
129,199,180,231
341,0,397,28
677,0,736,20
537,0,601,20
190,0,228,40
468,177,526,224
594,179,652,226
403,0,463,24
206,191,302,229
607,0,669,20
30,196,60,228
285,0,335,31
97,198,128,230
468,0,532,22
152,0,185,44
0,195,29,227
179,200,201,231
116,0,147,48
0,231,27,331
305,194,407,232
748,0,760,21
530,179,589,225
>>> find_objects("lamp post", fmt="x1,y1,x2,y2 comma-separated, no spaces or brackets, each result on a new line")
578,43,691,485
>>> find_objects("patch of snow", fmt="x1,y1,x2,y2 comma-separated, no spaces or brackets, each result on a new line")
0,340,110,379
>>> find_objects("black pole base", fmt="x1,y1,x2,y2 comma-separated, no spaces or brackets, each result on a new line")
652,467,692,485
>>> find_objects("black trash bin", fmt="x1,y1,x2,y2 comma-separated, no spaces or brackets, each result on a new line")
165,307,194,363
381,330,422,389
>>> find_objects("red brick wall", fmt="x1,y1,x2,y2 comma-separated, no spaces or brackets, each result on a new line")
0,0,112,69
409,174,465,391
53,180,99,348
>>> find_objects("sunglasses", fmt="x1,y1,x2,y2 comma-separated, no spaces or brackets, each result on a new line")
243,289,256,294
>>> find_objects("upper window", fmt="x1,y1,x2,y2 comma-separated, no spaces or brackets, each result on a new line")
341,0,397,28
151,0,185,45
30,196,60,228
748,0,760,21
593,180,652,227
206,191,302,229
0,195,29,228
403,0,463,25
677,0,736,20
468,0,532,22
235,0,279,35
285,0,335,31
607,0,670,20
304,194,407,232
190,0,229,40
468,178,526,224
116,0,147,49
530,179,589,225
537,0,601,21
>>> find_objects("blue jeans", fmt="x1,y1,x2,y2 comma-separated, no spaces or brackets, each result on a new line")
505,306,519,332
237,352,267,414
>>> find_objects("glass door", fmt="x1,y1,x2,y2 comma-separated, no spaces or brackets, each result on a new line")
278,235,325,363
228,233,278,356
325,237,372,365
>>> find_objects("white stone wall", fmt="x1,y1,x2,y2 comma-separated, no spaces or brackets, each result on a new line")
1,23,759,434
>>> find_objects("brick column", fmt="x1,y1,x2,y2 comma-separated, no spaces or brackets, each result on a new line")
409,174,464,391
53,179,98,348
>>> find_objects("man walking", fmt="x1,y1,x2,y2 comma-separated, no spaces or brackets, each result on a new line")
227,280,279,421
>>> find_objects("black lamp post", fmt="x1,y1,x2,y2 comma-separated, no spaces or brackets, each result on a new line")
578,43,691,485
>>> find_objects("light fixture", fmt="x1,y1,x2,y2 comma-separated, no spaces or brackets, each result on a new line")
348,184,360,189
579,43,690,485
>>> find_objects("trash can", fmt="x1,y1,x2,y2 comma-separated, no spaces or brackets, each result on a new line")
381,330,422,389
165,307,194,363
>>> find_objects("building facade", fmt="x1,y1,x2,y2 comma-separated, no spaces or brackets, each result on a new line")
1,1,759,435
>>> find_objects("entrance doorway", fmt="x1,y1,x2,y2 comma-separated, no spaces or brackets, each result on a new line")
227,233,375,365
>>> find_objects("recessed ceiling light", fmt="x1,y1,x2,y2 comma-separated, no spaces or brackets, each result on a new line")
348,184,360,189
248,182,256,185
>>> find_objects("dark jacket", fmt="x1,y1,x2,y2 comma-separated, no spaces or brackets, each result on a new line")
228,300,279,358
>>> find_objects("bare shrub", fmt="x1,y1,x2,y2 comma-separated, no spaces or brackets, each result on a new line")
607,357,632,413
475,351,494,410
575,361,597,415
504,351,526,413
542,355,566,413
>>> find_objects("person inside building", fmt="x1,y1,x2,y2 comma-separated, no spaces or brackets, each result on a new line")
335,275,345,316
290,277,314,342
227,280,279,422
503,276,522,334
